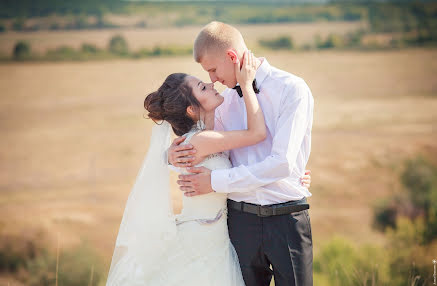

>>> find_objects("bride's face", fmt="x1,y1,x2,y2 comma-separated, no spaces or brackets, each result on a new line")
185,75,224,113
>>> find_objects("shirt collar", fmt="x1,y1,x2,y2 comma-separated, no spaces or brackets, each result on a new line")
254,57,270,90
230,57,270,96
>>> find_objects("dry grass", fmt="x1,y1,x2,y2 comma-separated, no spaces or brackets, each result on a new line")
0,47,436,272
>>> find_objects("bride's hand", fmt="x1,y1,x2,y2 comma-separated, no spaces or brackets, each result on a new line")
300,170,311,188
234,50,256,89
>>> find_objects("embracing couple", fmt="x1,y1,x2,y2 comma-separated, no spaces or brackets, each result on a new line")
106,21,314,286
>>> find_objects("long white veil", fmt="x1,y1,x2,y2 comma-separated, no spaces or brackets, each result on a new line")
106,120,177,284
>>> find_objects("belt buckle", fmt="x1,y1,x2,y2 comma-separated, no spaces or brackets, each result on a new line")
256,205,271,217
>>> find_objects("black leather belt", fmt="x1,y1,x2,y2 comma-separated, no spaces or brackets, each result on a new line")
227,197,309,217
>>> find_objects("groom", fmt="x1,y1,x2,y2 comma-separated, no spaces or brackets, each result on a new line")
168,21,314,286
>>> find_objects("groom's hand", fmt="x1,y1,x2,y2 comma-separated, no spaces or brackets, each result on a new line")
168,136,197,167
178,167,213,197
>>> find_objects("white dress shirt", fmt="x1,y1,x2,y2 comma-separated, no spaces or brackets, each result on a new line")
211,57,314,205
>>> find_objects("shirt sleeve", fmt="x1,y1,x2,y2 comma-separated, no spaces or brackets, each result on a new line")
211,80,314,193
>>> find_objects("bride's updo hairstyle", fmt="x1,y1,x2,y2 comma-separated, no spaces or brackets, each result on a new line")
144,73,201,136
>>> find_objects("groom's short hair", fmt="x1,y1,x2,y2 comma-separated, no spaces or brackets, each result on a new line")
193,21,245,63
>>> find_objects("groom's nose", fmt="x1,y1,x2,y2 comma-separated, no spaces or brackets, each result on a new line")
209,73,218,83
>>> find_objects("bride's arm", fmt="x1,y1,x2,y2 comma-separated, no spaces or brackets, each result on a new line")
189,50,266,160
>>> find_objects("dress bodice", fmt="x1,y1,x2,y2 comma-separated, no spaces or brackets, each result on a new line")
175,121,232,223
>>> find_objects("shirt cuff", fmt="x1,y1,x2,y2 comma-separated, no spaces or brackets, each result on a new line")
211,169,230,193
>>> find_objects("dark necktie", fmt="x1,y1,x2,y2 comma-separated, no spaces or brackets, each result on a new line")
232,79,260,98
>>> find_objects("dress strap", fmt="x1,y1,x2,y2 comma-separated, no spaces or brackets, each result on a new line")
175,207,227,226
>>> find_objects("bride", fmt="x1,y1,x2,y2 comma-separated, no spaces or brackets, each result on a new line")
106,51,310,285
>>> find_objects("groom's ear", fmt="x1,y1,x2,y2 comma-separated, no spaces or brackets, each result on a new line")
226,49,238,64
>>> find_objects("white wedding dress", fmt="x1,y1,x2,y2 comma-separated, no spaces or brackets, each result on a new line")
106,122,246,286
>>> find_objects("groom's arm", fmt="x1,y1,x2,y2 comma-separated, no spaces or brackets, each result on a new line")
211,80,314,193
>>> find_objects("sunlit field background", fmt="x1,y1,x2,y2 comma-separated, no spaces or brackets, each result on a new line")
1,1,436,285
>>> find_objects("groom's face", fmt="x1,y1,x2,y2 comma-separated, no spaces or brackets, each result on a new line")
199,50,237,88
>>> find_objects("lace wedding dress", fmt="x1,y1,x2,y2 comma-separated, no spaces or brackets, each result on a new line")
106,121,246,286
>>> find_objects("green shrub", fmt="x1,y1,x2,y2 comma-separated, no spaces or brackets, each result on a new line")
108,34,129,56
316,33,344,49
0,225,104,285
12,18,25,31
370,155,437,285
133,45,192,58
373,155,437,242
401,156,435,216
81,43,100,53
45,46,79,61
0,232,44,273
23,240,105,286
151,45,192,56
372,198,398,231
345,29,366,47
314,236,391,285
259,36,294,50
0,230,106,286
401,156,437,243
385,217,431,286
13,41,32,60
24,248,57,286
49,22,60,30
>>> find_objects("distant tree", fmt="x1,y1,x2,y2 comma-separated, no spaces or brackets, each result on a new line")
372,155,437,244
108,34,128,56
13,41,31,60
401,156,435,222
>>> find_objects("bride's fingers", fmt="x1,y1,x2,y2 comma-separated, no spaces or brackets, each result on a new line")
300,176,311,183
179,186,193,192
173,161,191,167
242,50,248,67
176,149,196,157
184,191,196,197
234,53,241,77
177,180,194,187
251,50,255,68
171,136,187,146
300,177,311,188
173,146,194,154
177,156,195,163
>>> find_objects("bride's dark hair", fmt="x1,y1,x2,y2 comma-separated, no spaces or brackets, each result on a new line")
144,73,201,136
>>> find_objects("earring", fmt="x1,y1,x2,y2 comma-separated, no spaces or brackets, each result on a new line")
197,118,205,130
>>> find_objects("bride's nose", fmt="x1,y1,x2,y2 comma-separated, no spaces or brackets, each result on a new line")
208,82,214,89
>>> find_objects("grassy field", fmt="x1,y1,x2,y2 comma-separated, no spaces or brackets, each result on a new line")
0,21,366,55
0,27,436,283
